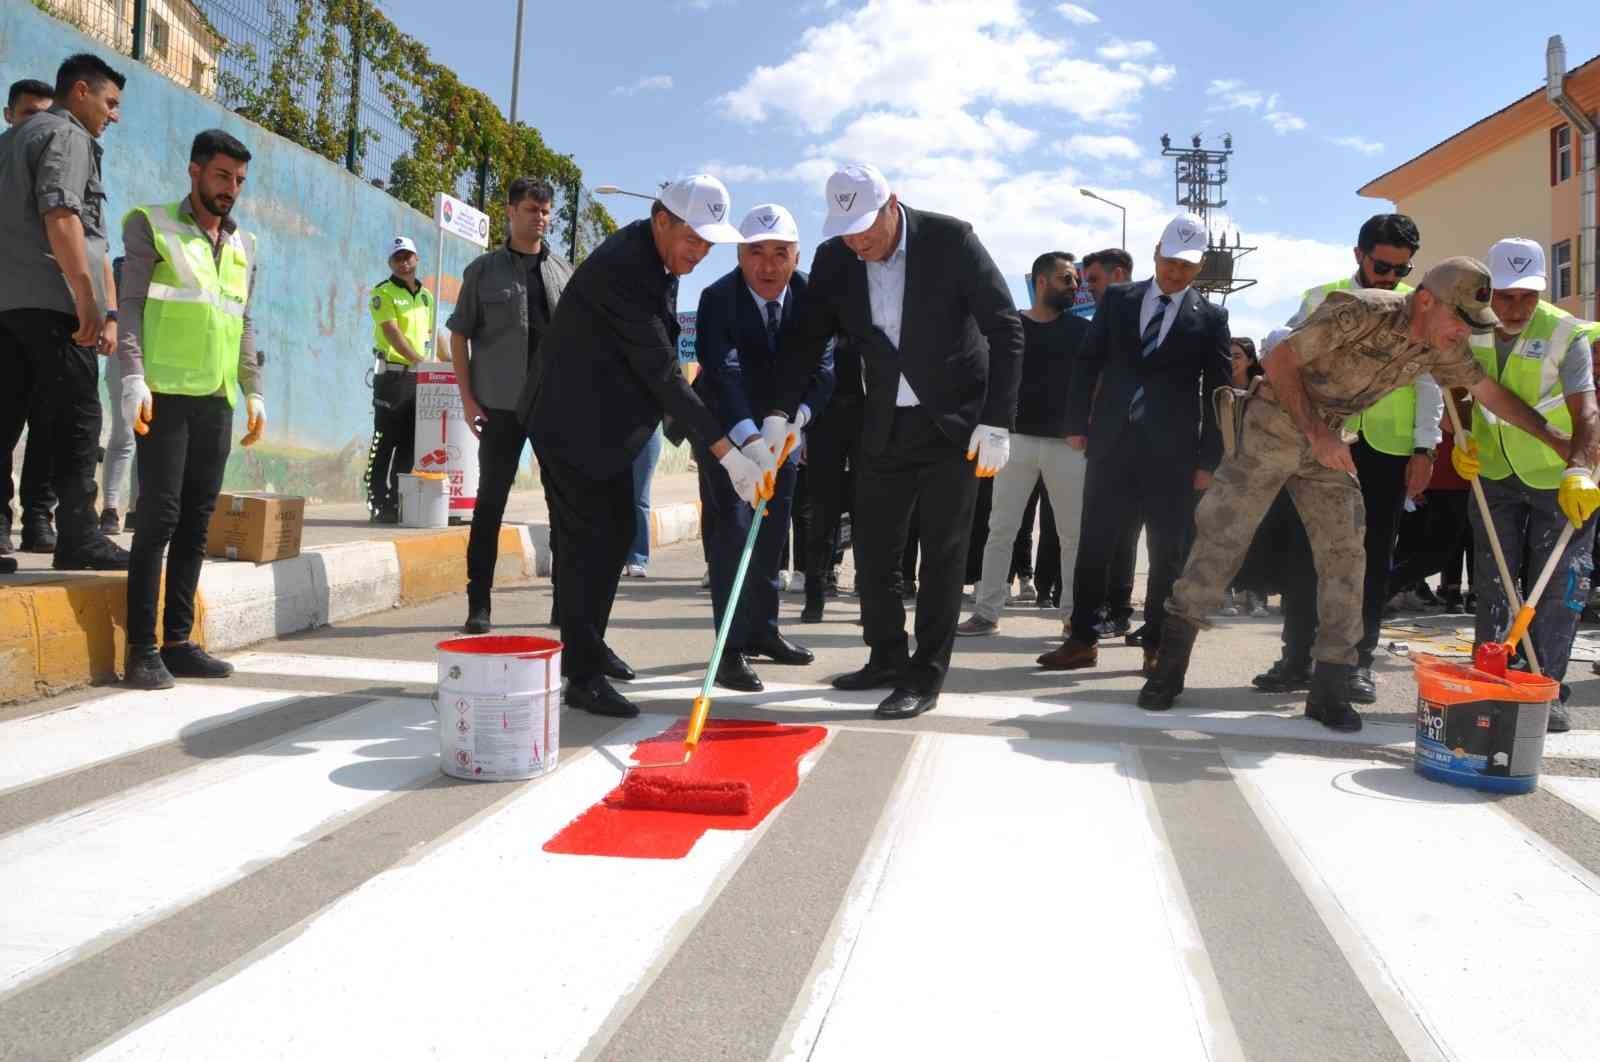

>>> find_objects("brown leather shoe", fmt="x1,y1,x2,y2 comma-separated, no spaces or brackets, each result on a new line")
1142,645,1159,677
1037,637,1098,671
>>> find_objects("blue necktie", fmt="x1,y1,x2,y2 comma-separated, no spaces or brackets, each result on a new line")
1129,294,1171,423
765,300,781,350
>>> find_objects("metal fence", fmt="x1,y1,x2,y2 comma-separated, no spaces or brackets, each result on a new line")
33,0,610,259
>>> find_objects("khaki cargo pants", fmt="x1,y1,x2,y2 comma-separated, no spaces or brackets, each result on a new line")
1168,396,1367,665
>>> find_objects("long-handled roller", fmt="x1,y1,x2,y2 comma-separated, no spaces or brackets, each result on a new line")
614,442,793,815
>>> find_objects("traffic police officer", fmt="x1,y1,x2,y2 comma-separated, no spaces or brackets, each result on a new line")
367,235,434,523
1452,237,1600,732
118,129,264,690
1142,258,1592,731
1255,213,1444,703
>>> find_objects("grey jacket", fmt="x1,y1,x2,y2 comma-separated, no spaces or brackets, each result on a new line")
446,245,572,412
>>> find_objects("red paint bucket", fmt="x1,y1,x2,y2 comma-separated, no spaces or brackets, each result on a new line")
435,635,562,781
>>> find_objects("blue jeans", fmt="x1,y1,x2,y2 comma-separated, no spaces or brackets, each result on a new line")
627,427,662,567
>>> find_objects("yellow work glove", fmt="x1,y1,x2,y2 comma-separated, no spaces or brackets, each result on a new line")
1450,435,1480,481
1558,468,1600,528
241,394,266,447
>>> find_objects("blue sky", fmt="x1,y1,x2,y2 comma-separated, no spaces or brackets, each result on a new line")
384,0,1595,340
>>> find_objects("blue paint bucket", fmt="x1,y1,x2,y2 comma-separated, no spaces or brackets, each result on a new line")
1412,654,1555,795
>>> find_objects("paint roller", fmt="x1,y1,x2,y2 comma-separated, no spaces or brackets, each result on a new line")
612,437,796,816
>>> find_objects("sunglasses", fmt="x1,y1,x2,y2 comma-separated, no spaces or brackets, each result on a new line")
1366,256,1414,279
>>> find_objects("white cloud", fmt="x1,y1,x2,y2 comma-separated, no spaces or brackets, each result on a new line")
1097,38,1157,61
1055,134,1142,161
611,75,673,96
1264,108,1307,134
1206,79,1305,135
1056,3,1099,24
1329,135,1385,156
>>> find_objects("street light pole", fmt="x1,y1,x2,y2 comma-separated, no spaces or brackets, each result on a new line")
1079,187,1127,250
508,0,526,127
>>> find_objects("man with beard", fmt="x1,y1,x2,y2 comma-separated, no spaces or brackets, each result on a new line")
117,129,264,689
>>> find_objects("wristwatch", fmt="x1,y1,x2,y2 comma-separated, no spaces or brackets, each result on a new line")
104,310,118,322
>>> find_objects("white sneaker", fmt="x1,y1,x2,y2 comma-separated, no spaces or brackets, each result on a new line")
779,570,793,592
624,564,647,579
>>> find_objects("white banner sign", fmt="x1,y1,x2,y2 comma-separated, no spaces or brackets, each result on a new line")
414,369,480,515
434,192,490,249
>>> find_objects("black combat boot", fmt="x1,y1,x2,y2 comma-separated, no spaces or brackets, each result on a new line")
1304,661,1362,732
1137,615,1201,711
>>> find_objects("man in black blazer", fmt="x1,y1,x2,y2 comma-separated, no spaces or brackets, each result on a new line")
692,203,835,693
1041,214,1231,675
527,175,775,719
764,163,1024,720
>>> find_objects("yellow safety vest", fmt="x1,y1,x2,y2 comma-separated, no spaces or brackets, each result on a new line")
1297,277,1418,455
371,278,434,365
1469,303,1594,489
130,202,253,406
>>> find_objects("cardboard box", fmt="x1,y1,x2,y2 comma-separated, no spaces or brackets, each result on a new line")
206,493,305,563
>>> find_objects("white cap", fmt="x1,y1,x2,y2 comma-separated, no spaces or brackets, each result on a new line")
658,174,746,244
1488,237,1546,292
821,163,892,240
387,235,418,259
1158,213,1208,263
739,203,799,244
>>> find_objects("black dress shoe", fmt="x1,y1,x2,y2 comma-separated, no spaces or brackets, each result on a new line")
875,687,937,720
462,607,491,635
1124,623,1148,647
832,661,906,691
715,652,763,692
564,676,639,718
53,539,130,571
602,645,636,682
160,641,234,678
747,633,814,665
125,647,176,690
21,519,56,554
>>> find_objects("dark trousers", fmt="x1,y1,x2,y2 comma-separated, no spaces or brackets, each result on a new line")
1032,483,1062,605
367,370,416,511
855,407,980,694
699,448,797,648
780,464,809,574
1388,490,1472,594
0,310,102,555
0,315,57,524
1278,438,1409,667
535,444,634,680
128,393,232,649
466,408,530,609
804,397,863,582
1070,427,1194,648
1106,516,1140,621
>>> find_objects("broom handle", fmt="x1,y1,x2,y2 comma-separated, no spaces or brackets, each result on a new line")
1444,398,1541,673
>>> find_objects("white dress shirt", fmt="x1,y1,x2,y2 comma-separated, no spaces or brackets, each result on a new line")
860,205,917,406
1138,280,1188,348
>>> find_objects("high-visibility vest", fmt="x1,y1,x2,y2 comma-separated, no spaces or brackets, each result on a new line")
130,202,253,407
1469,303,1594,489
1297,277,1418,455
370,278,434,365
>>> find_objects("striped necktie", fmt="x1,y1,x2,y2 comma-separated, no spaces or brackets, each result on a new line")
1129,293,1171,423
765,300,782,349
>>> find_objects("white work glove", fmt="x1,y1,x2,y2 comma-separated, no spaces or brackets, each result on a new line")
967,424,1010,478
761,407,809,467
241,394,266,447
720,441,773,509
123,375,153,436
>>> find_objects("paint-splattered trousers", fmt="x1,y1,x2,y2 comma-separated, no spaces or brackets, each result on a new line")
1471,475,1598,684
1168,395,1367,666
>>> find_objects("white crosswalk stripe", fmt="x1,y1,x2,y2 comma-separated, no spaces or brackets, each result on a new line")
0,650,1596,1061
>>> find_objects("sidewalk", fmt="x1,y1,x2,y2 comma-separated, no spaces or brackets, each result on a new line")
0,471,704,704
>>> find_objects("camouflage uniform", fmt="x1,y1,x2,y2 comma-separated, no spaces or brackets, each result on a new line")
1167,288,1487,664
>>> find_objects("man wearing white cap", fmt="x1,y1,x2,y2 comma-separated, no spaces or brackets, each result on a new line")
1451,237,1600,730
365,235,434,523
528,174,775,718
690,203,835,693
1041,213,1232,676
764,163,1024,720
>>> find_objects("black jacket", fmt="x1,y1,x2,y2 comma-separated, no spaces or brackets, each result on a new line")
772,205,1024,456
1065,280,1231,471
692,267,835,442
525,220,725,479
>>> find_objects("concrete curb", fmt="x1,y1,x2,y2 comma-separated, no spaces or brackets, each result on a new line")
0,501,702,705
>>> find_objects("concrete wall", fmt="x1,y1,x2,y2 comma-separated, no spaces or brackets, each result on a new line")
2,3,480,501
1394,127,1553,279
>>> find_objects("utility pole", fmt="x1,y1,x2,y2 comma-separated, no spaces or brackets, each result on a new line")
508,0,526,127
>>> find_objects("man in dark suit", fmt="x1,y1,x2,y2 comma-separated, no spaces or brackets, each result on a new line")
692,203,835,693
763,163,1024,720
527,175,774,719
1041,214,1231,675
799,332,863,622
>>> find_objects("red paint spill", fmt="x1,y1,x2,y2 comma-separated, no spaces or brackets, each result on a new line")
543,718,826,859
